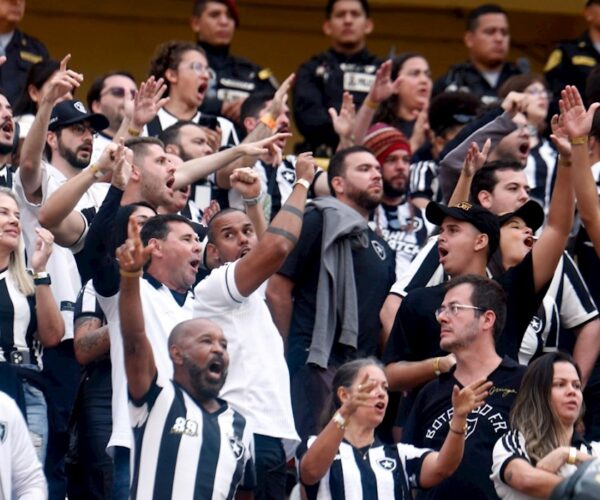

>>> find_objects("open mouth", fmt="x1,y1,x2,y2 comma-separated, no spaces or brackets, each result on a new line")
439,247,449,259
374,401,386,411
1,120,13,134
239,246,251,258
208,358,224,375
518,142,529,156
189,258,200,271
524,236,534,248
166,177,175,189
198,83,208,95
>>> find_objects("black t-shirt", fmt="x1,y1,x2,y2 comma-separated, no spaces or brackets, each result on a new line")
403,357,525,500
384,252,547,364
278,208,396,375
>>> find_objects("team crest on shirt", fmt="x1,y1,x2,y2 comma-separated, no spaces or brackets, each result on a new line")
371,240,387,261
465,416,478,439
228,435,245,461
281,169,296,184
0,421,6,443
529,316,543,334
376,457,397,472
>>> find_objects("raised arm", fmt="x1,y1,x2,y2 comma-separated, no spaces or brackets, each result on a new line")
530,87,580,292
329,91,356,151
233,153,316,297
448,139,491,206
19,55,83,202
116,217,157,400
230,167,267,238
31,228,64,346
38,141,127,247
173,132,289,189
419,379,492,488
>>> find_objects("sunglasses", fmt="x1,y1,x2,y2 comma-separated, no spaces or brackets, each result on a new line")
102,87,137,99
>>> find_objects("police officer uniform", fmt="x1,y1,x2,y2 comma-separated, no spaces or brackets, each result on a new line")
0,29,48,106
198,41,277,118
544,31,600,104
433,61,523,107
293,48,382,155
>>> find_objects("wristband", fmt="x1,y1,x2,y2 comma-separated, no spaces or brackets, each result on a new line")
242,195,262,206
259,114,276,130
32,271,51,286
567,446,577,465
570,136,588,145
332,411,346,430
293,178,311,191
364,97,379,110
558,158,572,167
128,127,141,137
88,164,105,180
433,357,441,376
120,269,143,278
449,422,468,435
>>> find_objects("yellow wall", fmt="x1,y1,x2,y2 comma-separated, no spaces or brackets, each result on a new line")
20,0,586,142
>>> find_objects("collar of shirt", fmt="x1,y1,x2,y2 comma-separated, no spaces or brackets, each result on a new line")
143,271,194,306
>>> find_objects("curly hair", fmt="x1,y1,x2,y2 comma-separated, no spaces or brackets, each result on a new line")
148,41,205,94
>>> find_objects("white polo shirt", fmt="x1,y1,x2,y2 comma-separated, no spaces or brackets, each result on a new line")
98,274,195,450
193,261,300,459
14,161,109,340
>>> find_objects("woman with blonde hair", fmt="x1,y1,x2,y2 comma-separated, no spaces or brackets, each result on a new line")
0,187,64,460
491,352,599,499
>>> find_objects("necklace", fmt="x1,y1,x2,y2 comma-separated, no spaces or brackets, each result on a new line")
358,442,374,461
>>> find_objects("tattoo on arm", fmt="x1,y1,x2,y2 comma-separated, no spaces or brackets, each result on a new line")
279,205,304,220
74,318,109,358
266,226,299,245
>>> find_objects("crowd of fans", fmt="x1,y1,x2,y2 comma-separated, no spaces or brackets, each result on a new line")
4,0,600,498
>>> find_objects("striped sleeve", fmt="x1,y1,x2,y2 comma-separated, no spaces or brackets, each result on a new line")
559,253,599,329
389,237,444,297
491,430,530,487
396,443,433,489
409,160,439,201
74,280,105,323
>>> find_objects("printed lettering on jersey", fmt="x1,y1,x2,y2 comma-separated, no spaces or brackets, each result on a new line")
425,405,509,440
377,457,397,472
228,435,245,461
343,72,375,93
218,89,251,103
371,240,387,261
170,417,198,437
220,78,256,92
0,421,5,443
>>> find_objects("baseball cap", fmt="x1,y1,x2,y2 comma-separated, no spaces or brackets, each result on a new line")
48,99,109,133
426,201,500,254
498,200,544,232
363,123,411,165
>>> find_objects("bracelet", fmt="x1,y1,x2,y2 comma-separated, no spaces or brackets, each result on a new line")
32,271,51,286
364,97,379,110
293,178,311,191
242,195,262,206
128,127,141,137
259,114,276,130
570,135,588,145
449,422,468,435
433,357,441,376
120,269,143,278
88,164,105,180
332,411,346,430
567,446,577,465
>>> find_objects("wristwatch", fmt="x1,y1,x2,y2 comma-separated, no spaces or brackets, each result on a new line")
32,271,51,286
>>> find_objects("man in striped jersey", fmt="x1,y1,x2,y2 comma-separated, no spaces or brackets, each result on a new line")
117,216,254,499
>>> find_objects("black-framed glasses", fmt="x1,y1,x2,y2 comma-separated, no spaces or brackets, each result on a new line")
102,87,137,99
435,304,484,319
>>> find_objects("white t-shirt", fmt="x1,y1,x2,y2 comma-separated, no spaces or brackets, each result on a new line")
14,161,109,340
491,429,600,500
97,276,195,450
193,261,300,459
0,391,47,499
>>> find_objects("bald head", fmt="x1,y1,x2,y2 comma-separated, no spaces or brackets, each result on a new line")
168,318,224,350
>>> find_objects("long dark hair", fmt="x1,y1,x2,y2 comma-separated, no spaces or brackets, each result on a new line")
373,52,423,126
319,357,383,430
14,59,61,116
510,352,583,465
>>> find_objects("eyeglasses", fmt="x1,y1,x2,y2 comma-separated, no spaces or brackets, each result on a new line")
101,87,137,99
67,123,96,136
435,303,484,318
181,62,213,76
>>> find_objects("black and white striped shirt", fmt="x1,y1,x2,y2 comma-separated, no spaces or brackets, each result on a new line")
0,267,41,367
298,437,431,499
129,372,255,500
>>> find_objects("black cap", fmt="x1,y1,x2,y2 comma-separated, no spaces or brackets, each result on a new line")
498,200,544,232
48,99,109,132
426,201,500,255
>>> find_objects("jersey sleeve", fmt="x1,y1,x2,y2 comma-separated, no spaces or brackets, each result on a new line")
194,261,245,313
129,372,165,427
490,430,530,487
74,280,105,323
409,160,439,201
396,443,433,489
389,238,443,297
559,252,599,329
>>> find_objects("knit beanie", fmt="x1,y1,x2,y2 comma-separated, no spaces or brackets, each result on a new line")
363,122,411,165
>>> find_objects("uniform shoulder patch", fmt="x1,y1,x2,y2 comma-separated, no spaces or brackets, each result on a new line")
572,55,597,67
20,51,43,64
258,68,273,80
544,49,562,73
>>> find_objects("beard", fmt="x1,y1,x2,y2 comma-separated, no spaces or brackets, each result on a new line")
352,189,382,212
58,142,91,169
183,354,227,401
383,180,406,198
